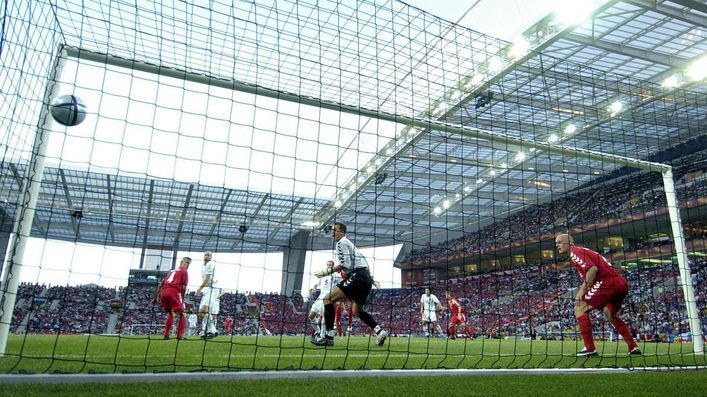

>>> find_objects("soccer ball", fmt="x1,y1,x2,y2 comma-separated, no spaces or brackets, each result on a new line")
50,94,87,126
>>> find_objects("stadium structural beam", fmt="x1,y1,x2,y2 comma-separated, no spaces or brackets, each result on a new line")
137,180,155,270
0,45,66,355
265,197,305,245
662,169,704,354
207,189,233,239
281,230,310,296
563,33,682,68
172,184,194,263
627,0,707,26
105,175,116,243
58,169,80,237
667,0,707,15
7,163,46,236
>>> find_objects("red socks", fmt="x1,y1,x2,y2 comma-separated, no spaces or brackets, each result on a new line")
610,316,638,349
165,314,187,340
164,313,174,338
577,314,595,351
177,316,186,339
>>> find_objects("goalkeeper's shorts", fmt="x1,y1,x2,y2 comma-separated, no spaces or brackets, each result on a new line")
338,267,372,306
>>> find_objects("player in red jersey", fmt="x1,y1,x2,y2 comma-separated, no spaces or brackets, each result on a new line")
445,290,473,339
335,299,354,336
224,315,233,335
555,234,640,356
151,256,192,340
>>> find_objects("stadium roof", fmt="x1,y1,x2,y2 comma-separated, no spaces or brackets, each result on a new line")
1,0,705,255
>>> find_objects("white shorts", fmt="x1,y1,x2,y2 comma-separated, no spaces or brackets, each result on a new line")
310,299,324,316
199,288,220,314
422,311,438,323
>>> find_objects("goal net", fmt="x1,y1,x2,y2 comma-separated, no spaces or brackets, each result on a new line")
0,0,704,374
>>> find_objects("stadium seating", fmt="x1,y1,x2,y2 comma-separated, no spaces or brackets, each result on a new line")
9,257,706,341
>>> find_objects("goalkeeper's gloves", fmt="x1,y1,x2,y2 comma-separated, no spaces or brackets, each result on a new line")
314,267,334,278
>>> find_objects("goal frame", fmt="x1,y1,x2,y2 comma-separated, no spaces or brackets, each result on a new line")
0,45,702,355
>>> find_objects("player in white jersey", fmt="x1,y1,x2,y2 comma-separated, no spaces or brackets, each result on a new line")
195,251,220,339
420,287,445,338
308,260,342,339
186,310,198,337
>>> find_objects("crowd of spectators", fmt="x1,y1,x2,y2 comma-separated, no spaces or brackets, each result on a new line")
13,284,114,334
10,257,705,344
400,154,706,267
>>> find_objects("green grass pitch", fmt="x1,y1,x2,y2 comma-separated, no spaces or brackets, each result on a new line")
1,334,704,373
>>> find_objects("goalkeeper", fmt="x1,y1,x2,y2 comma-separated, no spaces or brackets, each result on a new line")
311,222,388,347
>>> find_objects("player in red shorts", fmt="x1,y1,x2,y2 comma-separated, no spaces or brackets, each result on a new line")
151,256,192,340
224,315,233,336
555,233,641,356
335,300,354,336
445,290,473,339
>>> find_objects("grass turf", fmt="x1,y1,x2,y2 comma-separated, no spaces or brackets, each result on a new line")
1,371,707,396
0,334,704,373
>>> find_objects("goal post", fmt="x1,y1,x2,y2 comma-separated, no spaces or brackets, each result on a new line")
662,169,703,354
1,44,702,358
0,45,67,355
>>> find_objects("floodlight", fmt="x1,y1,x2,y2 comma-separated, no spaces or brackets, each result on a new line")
608,101,623,115
509,37,530,60
488,57,503,73
470,74,484,85
687,56,707,81
661,75,680,88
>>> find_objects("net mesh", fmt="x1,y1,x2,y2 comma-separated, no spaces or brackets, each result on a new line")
0,0,705,373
